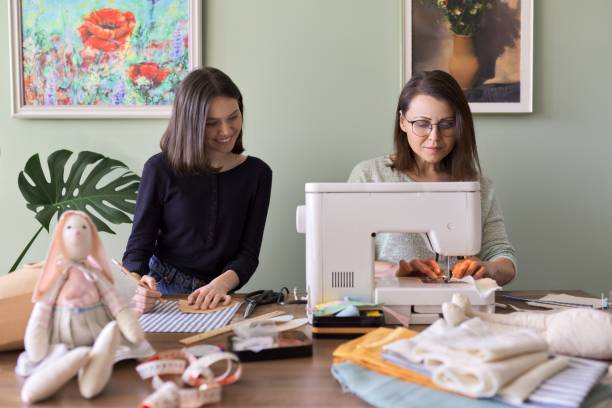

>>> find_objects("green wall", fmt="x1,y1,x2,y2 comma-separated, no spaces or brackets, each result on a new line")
1,0,611,295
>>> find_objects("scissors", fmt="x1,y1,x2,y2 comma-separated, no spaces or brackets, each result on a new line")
243,290,283,318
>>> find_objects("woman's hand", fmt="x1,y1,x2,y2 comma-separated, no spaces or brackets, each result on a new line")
397,258,444,281
452,257,516,285
451,257,491,280
187,281,232,310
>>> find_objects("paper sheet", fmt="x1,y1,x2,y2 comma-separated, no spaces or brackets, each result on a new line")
527,293,606,310
178,299,241,314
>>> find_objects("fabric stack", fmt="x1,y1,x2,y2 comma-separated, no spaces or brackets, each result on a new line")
383,317,559,401
332,319,610,407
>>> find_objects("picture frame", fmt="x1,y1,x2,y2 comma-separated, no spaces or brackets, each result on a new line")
8,0,202,119
403,0,533,113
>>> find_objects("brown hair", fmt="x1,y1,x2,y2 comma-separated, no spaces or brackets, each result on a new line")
391,70,481,181
161,67,244,175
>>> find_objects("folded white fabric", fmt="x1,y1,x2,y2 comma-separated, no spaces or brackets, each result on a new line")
498,355,569,405
384,317,547,364
433,351,548,398
383,317,550,398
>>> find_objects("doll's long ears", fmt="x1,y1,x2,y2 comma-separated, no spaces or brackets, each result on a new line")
32,211,76,302
80,213,113,283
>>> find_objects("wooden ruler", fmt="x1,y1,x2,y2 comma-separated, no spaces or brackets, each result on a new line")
179,310,286,345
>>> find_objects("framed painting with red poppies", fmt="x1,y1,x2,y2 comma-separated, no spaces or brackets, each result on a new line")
403,0,533,113
9,0,201,118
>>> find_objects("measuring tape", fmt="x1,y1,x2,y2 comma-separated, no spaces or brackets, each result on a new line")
136,348,241,408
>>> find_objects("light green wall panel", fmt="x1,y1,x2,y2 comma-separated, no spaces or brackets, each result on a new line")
1,0,611,296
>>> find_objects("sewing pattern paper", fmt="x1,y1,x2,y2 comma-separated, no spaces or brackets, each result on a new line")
139,301,241,333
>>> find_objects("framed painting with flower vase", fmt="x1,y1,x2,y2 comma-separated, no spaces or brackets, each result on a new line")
8,0,201,119
403,0,533,113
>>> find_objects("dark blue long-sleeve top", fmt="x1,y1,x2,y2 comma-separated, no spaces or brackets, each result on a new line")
123,153,272,289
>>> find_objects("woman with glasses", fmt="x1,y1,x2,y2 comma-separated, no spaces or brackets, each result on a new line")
348,70,516,285
122,67,272,311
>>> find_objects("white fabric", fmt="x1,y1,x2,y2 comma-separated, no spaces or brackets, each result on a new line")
433,351,548,398
384,318,547,364
455,276,501,299
498,355,569,405
544,308,612,359
447,293,612,360
383,317,550,398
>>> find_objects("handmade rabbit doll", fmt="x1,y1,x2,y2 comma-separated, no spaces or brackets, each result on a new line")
18,211,145,403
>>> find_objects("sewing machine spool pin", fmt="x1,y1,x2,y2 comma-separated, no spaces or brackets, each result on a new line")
601,291,610,310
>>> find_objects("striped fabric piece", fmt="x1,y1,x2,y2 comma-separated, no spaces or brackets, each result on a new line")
381,352,608,408
138,301,241,333
522,357,608,408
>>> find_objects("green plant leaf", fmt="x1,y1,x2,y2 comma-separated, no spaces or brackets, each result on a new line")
17,150,140,234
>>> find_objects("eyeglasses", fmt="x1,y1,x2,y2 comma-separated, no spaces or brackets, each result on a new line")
405,118,456,138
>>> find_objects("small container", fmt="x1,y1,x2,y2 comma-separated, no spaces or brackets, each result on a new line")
228,330,312,362
311,308,385,338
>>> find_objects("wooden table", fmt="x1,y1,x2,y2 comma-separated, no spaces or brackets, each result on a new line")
0,290,592,407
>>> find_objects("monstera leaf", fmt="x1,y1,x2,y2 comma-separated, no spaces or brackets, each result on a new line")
10,150,140,272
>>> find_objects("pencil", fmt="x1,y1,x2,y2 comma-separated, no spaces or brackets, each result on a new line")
111,258,142,285
112,258,165,301
179,310,286,345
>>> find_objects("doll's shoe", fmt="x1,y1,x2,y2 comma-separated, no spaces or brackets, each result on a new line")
21,346,91,403
78,321,120,398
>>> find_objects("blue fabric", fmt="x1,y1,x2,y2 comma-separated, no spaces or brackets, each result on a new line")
331,362,612,408
331,361,506,408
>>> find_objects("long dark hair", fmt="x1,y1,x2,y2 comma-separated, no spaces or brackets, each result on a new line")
392,70,480,181
161,67,245,175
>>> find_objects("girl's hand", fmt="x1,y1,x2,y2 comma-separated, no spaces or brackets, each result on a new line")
130,273,157,291
130,274,161,315
187,282,232,310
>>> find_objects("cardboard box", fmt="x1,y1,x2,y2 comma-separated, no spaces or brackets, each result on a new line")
0,262,42,351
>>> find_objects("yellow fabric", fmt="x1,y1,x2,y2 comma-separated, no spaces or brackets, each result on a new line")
332,327,440,390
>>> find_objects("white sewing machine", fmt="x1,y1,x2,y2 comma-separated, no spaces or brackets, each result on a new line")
296,182,496,325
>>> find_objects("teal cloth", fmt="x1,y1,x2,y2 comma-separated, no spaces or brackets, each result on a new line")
582,383,612,407
331,362,612,408
331,361,505,408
